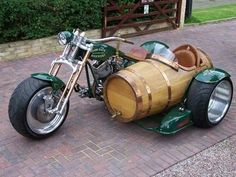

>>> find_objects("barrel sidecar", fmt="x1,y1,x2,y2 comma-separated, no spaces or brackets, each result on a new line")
104,43,233,134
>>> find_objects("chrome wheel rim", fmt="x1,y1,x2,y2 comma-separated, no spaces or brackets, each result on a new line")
208,80,232,124
26,87,67,135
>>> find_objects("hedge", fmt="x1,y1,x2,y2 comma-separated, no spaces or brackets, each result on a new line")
0,0,135,44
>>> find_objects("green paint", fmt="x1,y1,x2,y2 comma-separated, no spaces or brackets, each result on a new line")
135,105,193,135
31,73,65,91
195,68,230,84
157,107,193,135
140,41,169,54
91,43,124,61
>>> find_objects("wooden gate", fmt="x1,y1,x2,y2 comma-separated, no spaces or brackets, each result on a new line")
102,0,183,38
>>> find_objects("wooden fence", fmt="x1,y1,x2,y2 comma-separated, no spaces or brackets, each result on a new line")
102,0,183,37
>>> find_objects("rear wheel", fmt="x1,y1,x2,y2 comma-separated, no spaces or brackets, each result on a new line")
187,78,233,128
8,77,69,139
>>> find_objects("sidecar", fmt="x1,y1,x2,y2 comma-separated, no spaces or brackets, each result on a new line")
104,42,233,134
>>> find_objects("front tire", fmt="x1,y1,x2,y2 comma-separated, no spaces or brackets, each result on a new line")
8,77,69,139
187,78,233,128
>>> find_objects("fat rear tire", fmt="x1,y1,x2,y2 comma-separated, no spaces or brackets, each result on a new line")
8,77,69,139
186,78,233,128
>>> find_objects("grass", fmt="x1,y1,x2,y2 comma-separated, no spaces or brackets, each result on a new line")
185,4,236,24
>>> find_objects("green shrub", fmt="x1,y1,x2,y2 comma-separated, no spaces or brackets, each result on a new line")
0,0,106,43
0,0,139,43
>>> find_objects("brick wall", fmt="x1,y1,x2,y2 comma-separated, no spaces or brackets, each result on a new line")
0,29,101,61
0,36,62,61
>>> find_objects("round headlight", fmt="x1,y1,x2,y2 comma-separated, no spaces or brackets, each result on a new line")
58,31,74,45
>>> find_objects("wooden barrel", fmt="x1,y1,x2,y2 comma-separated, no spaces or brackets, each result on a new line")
104,48,213,122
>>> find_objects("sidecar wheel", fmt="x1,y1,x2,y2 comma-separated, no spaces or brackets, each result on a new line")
187,78,233,128
8,77,69,139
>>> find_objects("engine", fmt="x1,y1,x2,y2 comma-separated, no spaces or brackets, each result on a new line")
91,56,130,80
91,60,113,80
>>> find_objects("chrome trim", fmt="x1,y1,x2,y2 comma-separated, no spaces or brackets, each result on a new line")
89,37,133,44
52,50,91,115
51,59,82,73
208,80,232,124
26,87,68,135
90,37,125,42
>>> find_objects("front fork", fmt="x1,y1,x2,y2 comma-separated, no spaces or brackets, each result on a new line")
47,50,91,115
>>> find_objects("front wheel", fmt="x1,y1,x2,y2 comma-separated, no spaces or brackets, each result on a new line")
8,77,69,139
187,78,233,128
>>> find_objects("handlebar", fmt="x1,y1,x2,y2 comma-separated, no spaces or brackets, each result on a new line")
89,37,134,45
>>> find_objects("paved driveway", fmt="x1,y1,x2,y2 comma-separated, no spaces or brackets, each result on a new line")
0,20,236,177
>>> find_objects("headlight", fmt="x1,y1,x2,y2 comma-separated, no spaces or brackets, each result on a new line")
58,31,74,45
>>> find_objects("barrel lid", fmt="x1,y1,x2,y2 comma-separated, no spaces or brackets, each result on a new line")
104,73,140,122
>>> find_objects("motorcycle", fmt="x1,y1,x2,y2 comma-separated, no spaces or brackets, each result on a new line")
8,29,233,139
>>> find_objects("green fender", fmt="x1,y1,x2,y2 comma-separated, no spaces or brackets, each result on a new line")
134,105,193,135
195,68,231,84
182,68,231,105
31,73,65,91
157,106,193,135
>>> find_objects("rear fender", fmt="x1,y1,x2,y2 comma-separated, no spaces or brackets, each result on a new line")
183,68,231,104
31,73,65,91
179,68,231,107
194,68,231,84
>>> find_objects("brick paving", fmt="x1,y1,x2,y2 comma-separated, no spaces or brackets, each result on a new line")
0,20,236,177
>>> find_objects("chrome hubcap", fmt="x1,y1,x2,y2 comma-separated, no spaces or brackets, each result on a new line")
27,87,67,135
208,80,232,124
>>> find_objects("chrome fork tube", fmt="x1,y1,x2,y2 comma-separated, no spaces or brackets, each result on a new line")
49,63,61,76
49,44,71,76
55,50,91,114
